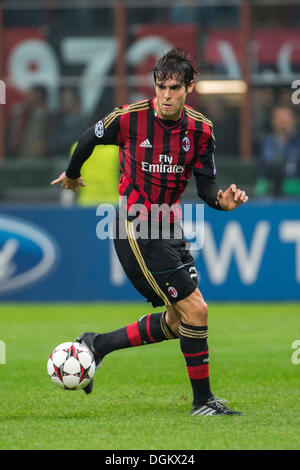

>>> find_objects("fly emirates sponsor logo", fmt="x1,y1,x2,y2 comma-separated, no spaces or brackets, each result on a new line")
141,154,184,174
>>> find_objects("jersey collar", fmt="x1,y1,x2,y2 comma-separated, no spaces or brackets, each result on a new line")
151,97,184,130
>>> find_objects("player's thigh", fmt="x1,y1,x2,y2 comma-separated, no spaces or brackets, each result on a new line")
138,235,199,306
113,213,166,307
114,213,200,309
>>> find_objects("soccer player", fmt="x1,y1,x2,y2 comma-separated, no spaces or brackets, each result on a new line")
51,49,248,416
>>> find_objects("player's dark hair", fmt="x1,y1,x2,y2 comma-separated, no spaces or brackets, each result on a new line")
153,48,197,89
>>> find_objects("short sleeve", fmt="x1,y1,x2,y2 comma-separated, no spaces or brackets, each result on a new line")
193,123,217,178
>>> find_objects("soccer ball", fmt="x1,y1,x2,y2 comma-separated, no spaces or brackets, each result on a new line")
47,341,95,390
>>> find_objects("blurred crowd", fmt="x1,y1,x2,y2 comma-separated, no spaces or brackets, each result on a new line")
3,1,300,199
6,85,91,159
252,90,300,198
4,1,300,29
5,82,300,199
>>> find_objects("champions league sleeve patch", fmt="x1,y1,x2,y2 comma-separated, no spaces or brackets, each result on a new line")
95,120,104,139
212,153,217,175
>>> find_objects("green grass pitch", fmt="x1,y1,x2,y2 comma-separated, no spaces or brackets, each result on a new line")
0,302,299,450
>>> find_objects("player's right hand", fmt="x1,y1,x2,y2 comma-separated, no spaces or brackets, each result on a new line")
50,171,86,192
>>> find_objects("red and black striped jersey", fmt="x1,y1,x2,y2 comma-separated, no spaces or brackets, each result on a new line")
93,98,216,214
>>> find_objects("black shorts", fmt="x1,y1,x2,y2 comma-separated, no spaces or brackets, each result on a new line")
113,210,198,308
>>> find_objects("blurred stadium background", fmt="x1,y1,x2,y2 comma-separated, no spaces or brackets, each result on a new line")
0,0,299,302
1,0,300,452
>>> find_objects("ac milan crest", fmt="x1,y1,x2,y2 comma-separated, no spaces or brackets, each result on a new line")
182,136,191,152
168,286,178,298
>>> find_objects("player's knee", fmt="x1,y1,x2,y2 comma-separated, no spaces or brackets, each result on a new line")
181,299,208,326
195,300,208,325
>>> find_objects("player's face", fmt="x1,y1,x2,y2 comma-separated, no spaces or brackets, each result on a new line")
154,77,194,121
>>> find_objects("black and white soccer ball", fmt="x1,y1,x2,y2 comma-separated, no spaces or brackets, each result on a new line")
47,341,96,390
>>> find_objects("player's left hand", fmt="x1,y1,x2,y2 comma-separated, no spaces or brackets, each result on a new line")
217,184,248,211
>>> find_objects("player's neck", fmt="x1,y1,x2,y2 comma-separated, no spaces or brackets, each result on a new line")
153,97,183,121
